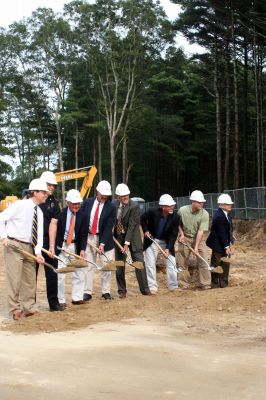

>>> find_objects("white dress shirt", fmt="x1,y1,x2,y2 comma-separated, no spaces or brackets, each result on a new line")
0,198,44,255
89,199,104,234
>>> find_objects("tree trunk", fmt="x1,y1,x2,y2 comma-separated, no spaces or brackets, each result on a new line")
75,126,78,190
97,132,102,181
253,33,261,186
223,43,230,190
231,10,240,188
214,42,222,193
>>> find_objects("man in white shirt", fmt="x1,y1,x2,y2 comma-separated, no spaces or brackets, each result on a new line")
0,179,48,320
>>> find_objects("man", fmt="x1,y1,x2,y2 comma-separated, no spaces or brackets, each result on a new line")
82,180,116,301
206,193,234,288
0,178,48,320
49,189,88,306
140,194,180,294
37,170,62,312
178,190,211,290
114,183,150,298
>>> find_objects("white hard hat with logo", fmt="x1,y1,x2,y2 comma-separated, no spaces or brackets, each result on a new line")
40,171,57,185
96,180,112,196
66,189,83,203
115,183,130,196
189,190,206,203
28,178,49,192
159,194,176,206
217,193,234,205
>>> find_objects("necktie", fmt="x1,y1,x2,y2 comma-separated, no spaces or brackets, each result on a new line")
116,206,124,235
91,202,100,235
32,206,38,247
66,213,75,244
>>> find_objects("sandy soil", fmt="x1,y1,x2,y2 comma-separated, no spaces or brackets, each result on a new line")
0,220,265,399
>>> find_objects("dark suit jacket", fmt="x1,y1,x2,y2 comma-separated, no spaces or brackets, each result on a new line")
55,207,88,256
206,208,233,253
140,208,180,255
82,197,116,252
113,199,143,252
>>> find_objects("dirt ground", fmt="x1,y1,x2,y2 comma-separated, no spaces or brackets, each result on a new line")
0,220,265,399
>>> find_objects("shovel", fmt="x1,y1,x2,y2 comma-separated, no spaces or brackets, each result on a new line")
57,246,115,271
87,239,124,268
42,248,87,269
178,240,223,274
147,236,182,273
9,244,75,274
113,237,144,270
220,255,240,264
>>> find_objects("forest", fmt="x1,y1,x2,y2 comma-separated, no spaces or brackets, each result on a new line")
0,0,265,201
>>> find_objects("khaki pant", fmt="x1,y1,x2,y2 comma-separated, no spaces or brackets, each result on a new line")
178,237,211,289
4,241,37,316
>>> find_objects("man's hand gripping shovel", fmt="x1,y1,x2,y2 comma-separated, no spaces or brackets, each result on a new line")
87,239,124,271
178,240,223,274
9,243,75,274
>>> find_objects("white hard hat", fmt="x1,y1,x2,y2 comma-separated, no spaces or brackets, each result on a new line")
217,193,234,205
40,171,57,185
28,178,49,192
96,180,112,196
66,189,83,203
159,194,176,206
189,190,206,202
115,183,130,196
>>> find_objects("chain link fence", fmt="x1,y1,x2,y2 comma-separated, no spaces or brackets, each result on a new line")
144,187,266,220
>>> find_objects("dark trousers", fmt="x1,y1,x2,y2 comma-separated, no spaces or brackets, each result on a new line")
36,251,59,308
115,235,150,295
211,251,230,288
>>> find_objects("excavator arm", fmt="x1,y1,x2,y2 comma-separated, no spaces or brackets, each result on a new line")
55,165,97,199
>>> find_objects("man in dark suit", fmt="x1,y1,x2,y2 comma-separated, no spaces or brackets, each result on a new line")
206,193,234,288
140,194,180,294
38,171,62,312
114,183,150,298
49,189,88,306
82,180,116,300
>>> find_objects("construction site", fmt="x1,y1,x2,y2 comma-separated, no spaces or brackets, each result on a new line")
0,220,265,399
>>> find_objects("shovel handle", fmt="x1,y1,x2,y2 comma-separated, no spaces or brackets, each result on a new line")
148,237,167,256
113,236,124,252
87,239,110,262
9,245,58,273
179,240,212,271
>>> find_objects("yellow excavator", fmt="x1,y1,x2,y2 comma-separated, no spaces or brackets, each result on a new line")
55,165,97,198
0,165,97,211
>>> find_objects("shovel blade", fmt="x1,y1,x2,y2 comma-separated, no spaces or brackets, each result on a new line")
133,261,144,270
69,259,88,269
57,266,76,273
210,266,223,274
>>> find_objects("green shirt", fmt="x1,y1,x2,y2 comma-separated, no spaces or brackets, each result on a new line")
178,205,209,238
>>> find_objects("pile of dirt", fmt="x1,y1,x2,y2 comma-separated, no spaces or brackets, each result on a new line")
234,220,266,248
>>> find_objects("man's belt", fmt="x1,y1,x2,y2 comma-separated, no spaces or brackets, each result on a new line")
8,237,31,245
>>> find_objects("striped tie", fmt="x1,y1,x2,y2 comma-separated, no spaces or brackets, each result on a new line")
32,206,38,247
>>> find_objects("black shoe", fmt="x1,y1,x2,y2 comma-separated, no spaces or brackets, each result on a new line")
220,280,229,288
102,293,114,300
118,292,126,299
72,300,86,305
50,304,64,312
83,294,92,301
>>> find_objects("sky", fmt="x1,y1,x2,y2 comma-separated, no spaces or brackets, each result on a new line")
0,0,202,55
